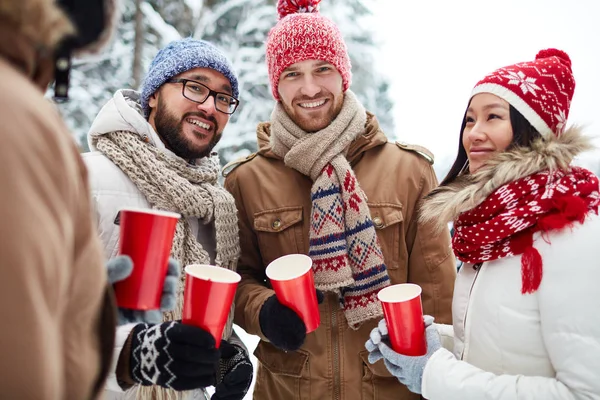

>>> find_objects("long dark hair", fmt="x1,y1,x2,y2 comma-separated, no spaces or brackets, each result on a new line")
440,103,542,186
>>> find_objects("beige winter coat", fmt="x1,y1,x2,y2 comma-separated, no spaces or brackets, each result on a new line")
0,1,116,398
224,113,456,400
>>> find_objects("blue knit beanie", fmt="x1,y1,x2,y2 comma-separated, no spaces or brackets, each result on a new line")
140,38,239,117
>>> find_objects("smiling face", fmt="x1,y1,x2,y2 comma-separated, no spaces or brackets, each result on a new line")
462,93,514,173
147,67,232,160
277,59,345,132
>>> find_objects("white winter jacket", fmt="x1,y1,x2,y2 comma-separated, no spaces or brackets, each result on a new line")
82,89,215,399
419,128,600,400
422,214,600,399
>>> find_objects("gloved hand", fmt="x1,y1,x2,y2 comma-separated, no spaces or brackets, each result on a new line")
212,338,253,400
106,255,180,325
128,321,220,391
365,315,440,394
259,289,324,352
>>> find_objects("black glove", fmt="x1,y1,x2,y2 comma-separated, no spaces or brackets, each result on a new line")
212,340,253,400
128,321,220,391
259,289,324,352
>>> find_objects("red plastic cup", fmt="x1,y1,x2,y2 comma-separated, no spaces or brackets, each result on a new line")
182,264,241,348
266,254,320,333
113,207,180,310
377,283,426,356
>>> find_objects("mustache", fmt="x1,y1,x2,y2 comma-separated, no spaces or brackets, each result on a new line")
181,111,218,128
293,91,328,103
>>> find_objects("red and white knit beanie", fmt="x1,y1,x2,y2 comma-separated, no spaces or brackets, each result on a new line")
471,49,575,138
266,0,352,100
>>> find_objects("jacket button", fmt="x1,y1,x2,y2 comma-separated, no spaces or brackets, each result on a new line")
372,217,383,229
272,219,282,230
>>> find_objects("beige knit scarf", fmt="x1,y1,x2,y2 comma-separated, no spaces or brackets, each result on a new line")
270,91,391,328
96,131,240,400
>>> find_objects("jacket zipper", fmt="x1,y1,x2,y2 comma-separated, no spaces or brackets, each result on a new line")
331,304,340,400
460,262,482,360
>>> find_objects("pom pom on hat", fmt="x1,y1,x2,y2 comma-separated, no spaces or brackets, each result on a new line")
471,48,575,138
536,48,572,70
277,0,322,19
267,0,351,100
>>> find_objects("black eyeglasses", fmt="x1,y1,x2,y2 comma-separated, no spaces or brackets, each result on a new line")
166,78,240,115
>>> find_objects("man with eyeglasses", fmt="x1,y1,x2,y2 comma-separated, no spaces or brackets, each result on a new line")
82,38,252,400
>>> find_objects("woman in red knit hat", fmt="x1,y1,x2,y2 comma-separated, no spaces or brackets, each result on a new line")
366,49,600,399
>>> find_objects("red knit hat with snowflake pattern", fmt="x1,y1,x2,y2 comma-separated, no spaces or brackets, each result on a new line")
266,0,352,100
471,49,575,138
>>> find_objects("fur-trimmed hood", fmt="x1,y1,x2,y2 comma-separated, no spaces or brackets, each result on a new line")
0,0,119,88
64,0,121,58
0,0,74,53
0,0,73,87
420,126,596,231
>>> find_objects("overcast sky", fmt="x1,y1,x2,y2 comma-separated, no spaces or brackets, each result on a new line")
371,0,600,173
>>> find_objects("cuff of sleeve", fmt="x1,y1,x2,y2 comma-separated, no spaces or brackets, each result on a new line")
434,323,455,352
105,323,137,393
421,347,455,399
249,290,276,342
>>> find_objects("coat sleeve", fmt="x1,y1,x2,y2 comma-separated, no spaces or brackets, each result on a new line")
422,224,600,400
434,323,454,352
104,323,137,392
224,171,274,341
405,161,456,324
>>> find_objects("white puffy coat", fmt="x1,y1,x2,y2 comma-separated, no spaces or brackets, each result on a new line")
421,207,600,400
82,89,215,399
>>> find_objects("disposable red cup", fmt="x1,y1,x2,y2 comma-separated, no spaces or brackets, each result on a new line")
377,283,426,356
113,207,180,310
266,254,320,333
182,264,241,348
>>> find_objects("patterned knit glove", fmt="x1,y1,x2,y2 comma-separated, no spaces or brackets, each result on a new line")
212,338,253,400
259,289,324,352
129,321,220,391
365,316,440,394
106,256,180,325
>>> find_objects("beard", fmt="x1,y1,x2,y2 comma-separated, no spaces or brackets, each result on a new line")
282,89,344,133
153,96,222,160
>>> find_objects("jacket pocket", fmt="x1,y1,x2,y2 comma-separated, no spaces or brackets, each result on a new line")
254,206,304,266
253,341,311,400
359,350,416,400
367,203,404,270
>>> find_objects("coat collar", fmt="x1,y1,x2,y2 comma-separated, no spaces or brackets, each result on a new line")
420,126,595,231
256,111,389,165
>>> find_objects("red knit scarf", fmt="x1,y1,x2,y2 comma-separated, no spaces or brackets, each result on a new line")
453,167,600,293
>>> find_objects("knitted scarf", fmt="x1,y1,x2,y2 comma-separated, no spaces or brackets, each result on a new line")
96,131,240,400
454,167,599,293
420,127,600,294
270,90,390,329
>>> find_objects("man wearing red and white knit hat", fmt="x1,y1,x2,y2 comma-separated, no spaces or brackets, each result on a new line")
223,1,457,399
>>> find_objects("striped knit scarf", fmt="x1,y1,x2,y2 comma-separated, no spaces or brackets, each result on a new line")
95,131,240,400
270,90,390,329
